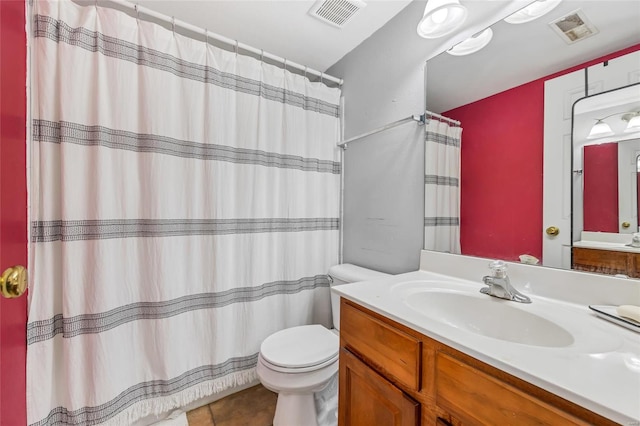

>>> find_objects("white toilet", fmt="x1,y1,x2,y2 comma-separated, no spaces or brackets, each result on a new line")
256,264,389,426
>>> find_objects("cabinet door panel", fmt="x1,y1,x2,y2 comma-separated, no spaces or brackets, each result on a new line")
435,353,588,425
339,348,419,426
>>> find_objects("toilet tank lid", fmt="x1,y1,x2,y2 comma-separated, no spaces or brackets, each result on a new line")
328,263,389,283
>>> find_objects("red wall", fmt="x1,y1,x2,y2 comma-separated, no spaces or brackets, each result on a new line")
0,1,28,425
583,143,619,233
446,81,544,261
444,44,640,262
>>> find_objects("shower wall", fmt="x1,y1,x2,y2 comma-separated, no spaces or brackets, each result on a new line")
327,2,428,274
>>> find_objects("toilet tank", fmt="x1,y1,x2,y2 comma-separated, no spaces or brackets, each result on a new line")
328,264,390,331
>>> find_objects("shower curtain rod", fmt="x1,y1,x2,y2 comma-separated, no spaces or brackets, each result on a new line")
107,0,344,86
337,110,460,149
337,115,424,149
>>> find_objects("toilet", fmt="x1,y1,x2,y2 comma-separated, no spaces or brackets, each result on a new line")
256,264,389,426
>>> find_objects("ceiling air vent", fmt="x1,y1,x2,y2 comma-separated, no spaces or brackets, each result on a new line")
309,0,366,29
549,9,599,44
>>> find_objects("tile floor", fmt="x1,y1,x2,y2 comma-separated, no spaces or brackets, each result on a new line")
186,385,277,426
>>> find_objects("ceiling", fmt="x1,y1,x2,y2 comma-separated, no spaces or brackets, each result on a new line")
133,0,412,72
426,0,640,113
107,0,639,111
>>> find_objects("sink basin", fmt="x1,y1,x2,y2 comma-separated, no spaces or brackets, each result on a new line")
400,289,575,348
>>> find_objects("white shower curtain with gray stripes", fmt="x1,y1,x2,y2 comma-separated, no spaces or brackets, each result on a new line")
28,1,341,425
424,120,462,253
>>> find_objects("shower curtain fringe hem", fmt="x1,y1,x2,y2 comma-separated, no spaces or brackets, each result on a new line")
105,368,258,426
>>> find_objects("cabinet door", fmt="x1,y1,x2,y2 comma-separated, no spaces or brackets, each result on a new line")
339,348,419,426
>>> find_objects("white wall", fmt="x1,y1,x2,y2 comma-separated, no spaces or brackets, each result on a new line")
327,2,429,274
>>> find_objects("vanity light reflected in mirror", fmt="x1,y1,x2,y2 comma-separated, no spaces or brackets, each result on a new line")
587,119,615,139
587,111,640,139
446,28,493,56
625,112,640,133
417,0,468,39
503,0,562,24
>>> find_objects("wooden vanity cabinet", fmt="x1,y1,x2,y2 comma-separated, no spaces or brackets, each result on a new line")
338,299,617,426
572,247,640,278
339,348,419,426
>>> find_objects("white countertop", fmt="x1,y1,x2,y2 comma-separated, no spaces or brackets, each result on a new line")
574,231,640,254
573,239,640,254
332,267,640,423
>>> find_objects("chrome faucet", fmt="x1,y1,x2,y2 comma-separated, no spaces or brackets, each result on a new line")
480,260,531,304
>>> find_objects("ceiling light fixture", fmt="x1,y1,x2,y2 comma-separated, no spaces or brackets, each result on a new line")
417,0,468,39
586,119,614,139
585,110,640,140
624,112,640,133
446,28,493,56
504,0,562,24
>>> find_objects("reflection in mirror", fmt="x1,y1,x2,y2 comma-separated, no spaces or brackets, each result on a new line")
424,0,640,275
573,84,640,237
580,140,640,234
571,84,640,278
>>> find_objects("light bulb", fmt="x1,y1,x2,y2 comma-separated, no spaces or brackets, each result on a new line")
417,0,468,39
587,120,614,139
625,114,640,133
431,8,448,24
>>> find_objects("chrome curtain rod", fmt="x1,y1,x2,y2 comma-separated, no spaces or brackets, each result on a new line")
337,110,461,149
107,0,344,86
337,115,425,149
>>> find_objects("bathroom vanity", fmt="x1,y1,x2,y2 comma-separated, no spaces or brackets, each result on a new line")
333,251,640,425
572,232,640,277
339,299,614,425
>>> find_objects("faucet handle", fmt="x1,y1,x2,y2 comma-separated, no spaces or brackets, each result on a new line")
488,260,507,274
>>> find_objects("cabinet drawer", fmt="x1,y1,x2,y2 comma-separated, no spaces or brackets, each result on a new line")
435,353,589,425
340,300,421,391
572,247,629,276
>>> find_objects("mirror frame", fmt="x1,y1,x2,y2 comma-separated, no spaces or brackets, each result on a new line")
570,82,640,273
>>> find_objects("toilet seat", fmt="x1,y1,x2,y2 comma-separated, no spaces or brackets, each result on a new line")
260,325,339,373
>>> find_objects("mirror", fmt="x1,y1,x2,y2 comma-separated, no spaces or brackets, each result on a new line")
572,84,640,245
424,0,640,275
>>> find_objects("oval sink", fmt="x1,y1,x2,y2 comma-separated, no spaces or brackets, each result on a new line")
403,290,575,348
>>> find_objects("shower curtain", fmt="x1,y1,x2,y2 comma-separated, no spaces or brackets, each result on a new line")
424,120,462,253
27,1,341,425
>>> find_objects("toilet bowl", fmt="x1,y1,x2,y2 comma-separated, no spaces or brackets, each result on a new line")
256,264,389,426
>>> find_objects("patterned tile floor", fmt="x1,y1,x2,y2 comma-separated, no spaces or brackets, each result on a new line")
186,385,277,426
